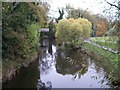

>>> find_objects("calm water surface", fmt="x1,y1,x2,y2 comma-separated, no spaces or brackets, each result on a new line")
3,39,115,88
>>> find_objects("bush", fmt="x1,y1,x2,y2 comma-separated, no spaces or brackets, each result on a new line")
55,18,92,47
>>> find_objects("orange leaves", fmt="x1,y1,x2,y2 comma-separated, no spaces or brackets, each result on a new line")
96,20,107,37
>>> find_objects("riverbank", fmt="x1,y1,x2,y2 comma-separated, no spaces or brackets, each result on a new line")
2,51,38,83
83,37,119,62
82,41,120,87
2,38,120,88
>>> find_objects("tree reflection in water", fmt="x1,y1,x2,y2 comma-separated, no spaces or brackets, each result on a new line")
55,48,89,79
37,39,55,89
39,39,56,75
39,39,120,88
3,39,119,88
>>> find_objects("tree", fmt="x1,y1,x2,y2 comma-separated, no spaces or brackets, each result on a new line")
96,20,107,37
65,6,97,23
2,1,50,59
1,0,54,83
99,0,119,21
104,0,120,10
2,1,51,82
55,19,71,44
67,9,81,19
101,0,120,36
65,6,111,37
55,18,92,47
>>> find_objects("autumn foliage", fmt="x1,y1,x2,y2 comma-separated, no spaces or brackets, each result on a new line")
55,18,92,47
96,21,107,37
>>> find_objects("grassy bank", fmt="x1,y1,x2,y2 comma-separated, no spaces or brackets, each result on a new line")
82,39,120,86
82,42,119,62
93,41,118,51
90,37,119,51
90,36,118,42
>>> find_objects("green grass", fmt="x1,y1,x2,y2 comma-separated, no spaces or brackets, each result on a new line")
82,42,119,62
93,41,118,51
90,36,118,42
90,36,119,51
82,41,120,83
82,42,119,78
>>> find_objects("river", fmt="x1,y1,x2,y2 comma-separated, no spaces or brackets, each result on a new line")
2,38,119,88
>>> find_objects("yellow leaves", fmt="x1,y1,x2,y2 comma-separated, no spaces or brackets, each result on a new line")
56,18,92,46
76,18,92,38
77,18,92,28
70,22,83,33
68,18,76,23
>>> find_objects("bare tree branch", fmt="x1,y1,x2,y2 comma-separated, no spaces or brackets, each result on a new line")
8,2,19,18
104,0,120,10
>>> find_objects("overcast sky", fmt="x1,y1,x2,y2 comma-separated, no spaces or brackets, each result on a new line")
48,0,117,19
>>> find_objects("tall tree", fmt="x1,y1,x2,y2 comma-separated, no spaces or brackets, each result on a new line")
100,0,120,36
2,2,49,61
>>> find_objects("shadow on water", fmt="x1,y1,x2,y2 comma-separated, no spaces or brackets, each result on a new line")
2,60,40,88
3,38,120,88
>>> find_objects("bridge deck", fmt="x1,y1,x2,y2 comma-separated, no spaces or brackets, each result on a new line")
40,28,49,32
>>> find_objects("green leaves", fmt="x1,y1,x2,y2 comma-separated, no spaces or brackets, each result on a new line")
2,2,46,60
26,23,40,48
2,2,51,82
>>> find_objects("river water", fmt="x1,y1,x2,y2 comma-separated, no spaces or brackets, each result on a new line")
3,39,118,88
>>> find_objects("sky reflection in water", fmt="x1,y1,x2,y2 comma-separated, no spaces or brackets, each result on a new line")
39,39,110,88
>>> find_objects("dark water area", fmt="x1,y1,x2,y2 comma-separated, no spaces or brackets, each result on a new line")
2,39,119,88
2,59,40,88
